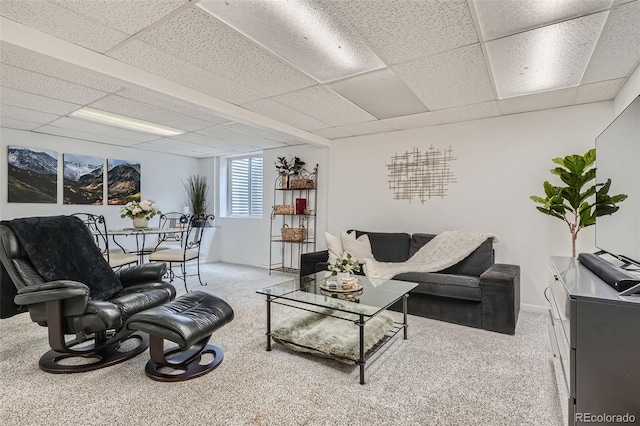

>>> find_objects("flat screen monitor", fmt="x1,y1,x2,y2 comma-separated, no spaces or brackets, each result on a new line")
595,95,640,265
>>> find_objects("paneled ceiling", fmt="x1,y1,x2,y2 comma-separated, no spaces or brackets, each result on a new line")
1,0,639,158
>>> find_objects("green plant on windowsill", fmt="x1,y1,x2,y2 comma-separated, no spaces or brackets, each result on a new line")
530,148,627,257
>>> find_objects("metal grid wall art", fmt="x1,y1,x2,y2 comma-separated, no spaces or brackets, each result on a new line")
386,145,457,204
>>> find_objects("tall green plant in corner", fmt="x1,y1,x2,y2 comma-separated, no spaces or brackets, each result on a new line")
530,149,627,257
184,175,209,216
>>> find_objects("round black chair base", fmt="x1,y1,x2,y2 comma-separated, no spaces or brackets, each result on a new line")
144,344,223,382
39,332,149,374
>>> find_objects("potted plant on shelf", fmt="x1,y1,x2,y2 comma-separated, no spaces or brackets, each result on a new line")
183,175,209,225
530,149,627,257
120,199,161,228
275,156,305,188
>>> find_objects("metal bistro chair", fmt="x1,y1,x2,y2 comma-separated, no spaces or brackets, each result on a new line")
149,214,214,292
141,212,189,256
72,213,139,269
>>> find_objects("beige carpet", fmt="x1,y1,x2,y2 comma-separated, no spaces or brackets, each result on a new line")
0,263,562,426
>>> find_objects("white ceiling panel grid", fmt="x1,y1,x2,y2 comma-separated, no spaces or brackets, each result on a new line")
582,0,640,83
0,0,128,52
1,44,122,92
108,39,262,105
272,85,376,127
0,86,81,116
0,0,638,157
497,87,578,115
88,95,214,132
0,63,110,105
392,44,496,110
329,0,478,65
137,7,316,97
432,101,501,124
485,12,609,99
473,0,613,41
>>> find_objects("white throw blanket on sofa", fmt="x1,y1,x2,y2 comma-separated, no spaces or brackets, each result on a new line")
363,230,498,284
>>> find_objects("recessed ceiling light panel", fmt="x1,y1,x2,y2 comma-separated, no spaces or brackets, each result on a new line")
473,0,613,41
69,107,186,136
485,11,608,99
197,0,386,83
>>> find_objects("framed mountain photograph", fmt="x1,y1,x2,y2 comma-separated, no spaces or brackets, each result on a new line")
8,146,58,203
107,159,140,205
63,153,104,205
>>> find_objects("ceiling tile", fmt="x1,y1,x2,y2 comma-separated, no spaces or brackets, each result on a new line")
582,1,640,83
0,64,108,105
379,111,443,131
88,94,213,131
198,0,385,83
0,87,80,115
116,88,232,126
432,101,501,124
332,120,395,137
144,137,224,154
272,85,375,127
0,117,41,131
108,39,262,105
48,0,189,35
1,44,122,92
34,125,151,146
330,0,477,65
485,12,609,99
241,98,326,131
392,44,495,110
46,117,160,142
194,127,256,148
311,127,355,139
574,78,627,104
196,125,280,148
0,104,59,124
223,122,297,143
497,87,578,115
138,7,316,96
132,142,198,157
0,1,128,52
328,68,428,119
473,0,612,41
170,131,226,146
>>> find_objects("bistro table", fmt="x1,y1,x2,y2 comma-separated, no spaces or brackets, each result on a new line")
108,226,187,263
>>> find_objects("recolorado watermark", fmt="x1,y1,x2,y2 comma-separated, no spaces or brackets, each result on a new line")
576,413,636,423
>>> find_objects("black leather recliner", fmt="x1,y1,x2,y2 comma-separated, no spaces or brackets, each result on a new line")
0,216,177,373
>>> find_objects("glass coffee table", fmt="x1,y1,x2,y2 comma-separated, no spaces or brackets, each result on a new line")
256,271,418,384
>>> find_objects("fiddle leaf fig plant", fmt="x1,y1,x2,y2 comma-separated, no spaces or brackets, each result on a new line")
530,148,627,257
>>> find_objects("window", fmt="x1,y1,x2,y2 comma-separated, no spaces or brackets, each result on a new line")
228,155,263,216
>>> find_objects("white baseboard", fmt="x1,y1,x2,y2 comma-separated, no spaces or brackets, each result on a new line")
521,303,548,313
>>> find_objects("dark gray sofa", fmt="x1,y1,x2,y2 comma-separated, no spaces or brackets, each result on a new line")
300,230,520,335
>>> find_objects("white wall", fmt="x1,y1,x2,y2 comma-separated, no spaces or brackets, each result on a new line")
326,102,615,309
1,127,200,235
213,144,329,268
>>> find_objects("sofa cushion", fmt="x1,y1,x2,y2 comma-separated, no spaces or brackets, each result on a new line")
354,231,411,262
410,233,493,277
393,271,481,301
341,231,374,263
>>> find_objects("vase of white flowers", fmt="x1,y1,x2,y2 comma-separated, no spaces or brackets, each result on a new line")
120,199,160,228
328,253,361,281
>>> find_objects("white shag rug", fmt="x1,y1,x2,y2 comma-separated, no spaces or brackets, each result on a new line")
271,309,394,364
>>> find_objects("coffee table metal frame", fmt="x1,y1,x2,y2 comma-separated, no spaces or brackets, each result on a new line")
257,272,417,384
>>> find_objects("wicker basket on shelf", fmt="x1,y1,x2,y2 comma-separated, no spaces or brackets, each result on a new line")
274,204,294,215
281,224,306,242
290,178,315,189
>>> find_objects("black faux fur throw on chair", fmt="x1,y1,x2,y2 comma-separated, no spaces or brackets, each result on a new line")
2,215,123,300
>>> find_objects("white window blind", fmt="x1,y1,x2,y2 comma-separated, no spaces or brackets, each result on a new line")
229,156,263,216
